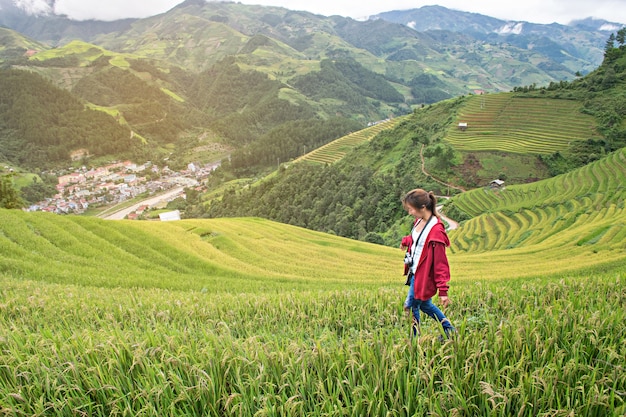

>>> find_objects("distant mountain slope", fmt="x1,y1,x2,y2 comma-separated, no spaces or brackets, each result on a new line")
0,0,135,44
374,5,617,74
0,1,623,176
0,68,133,169
0,1,612,91
86,1,592,92
0,27,47,59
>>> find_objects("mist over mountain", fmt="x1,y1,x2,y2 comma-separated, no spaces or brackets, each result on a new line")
0,0,135,43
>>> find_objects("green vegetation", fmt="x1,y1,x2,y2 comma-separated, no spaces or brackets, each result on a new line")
0,212,393,290
203,101,460,245
299,118,403,165
1,19,625,417
291,58,405,115
4,0,606,174
0,210,624,415
0,69,134,169
510,31,626,175
0,27,46,60
447,148,626,267
203,33,626,245
0,175,24,209
445,93,600,154
224,118,363,176
16,173,57,204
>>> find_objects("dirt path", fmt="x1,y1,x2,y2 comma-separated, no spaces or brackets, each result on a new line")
419,144,463,230
420,144,466,193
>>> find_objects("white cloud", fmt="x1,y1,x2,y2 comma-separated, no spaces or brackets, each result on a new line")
7,0,626,25
495,22,524,35
13,0,53,16
53,0,182,21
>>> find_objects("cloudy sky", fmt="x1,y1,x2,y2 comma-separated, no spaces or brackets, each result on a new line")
12,0,626,24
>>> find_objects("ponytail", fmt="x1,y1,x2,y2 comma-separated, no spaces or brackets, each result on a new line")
429,191,440,219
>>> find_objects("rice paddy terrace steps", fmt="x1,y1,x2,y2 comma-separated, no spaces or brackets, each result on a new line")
448,148,626,270
445,93,601,154
296,117,403,165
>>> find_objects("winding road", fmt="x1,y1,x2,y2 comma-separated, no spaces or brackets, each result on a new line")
98,187,185,220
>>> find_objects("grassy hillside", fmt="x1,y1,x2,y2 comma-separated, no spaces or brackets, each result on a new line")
445,148,626,286
0,212,397,291
296,118,404,165
0,27,46,58
0,207,624,415
444,93,600,154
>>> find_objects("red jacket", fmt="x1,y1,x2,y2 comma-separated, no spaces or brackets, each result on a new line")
412,221,451,300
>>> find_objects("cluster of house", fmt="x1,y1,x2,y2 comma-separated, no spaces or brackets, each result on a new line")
28,160,218,215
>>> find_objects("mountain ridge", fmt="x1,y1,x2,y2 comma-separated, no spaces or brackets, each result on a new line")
0,1,624,205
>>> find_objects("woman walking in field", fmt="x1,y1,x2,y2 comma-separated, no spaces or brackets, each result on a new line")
401,189,455,340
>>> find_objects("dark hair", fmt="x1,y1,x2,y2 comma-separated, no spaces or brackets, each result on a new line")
402,188,440,218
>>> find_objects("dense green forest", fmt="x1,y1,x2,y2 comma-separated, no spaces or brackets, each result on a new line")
201,100,458,244
200,31,626,246
292,58,404,104
291,58,404,113
189,58,319,145
225,118,363,175
0,69,133,169
0,174,24,209
71,63,192,146
407,73,453,104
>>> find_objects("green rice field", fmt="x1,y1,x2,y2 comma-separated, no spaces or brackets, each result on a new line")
1,147,625,415
445,94,600,154
298,118,403,165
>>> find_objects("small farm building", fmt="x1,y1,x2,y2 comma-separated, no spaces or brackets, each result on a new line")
490,179,505,188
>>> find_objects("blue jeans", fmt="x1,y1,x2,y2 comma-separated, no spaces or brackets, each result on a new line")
404,274,455,336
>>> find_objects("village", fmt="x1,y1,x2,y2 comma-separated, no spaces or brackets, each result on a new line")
27,160,219,218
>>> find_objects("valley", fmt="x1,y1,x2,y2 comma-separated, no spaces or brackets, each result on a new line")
0,2,625,416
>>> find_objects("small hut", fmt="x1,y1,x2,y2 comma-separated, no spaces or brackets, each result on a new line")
489,179,505,189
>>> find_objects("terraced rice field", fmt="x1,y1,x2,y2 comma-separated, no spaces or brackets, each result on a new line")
1,146,625,415
298,118,403,165
445,93,600,154
448,148,626,258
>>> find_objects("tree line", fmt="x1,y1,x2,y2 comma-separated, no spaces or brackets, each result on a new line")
0,69,134,169
197,102,458,246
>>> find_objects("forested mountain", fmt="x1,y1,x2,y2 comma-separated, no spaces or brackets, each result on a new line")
0,1,623,179
0,69,133,169
374,5,611,75
201,32,626,246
